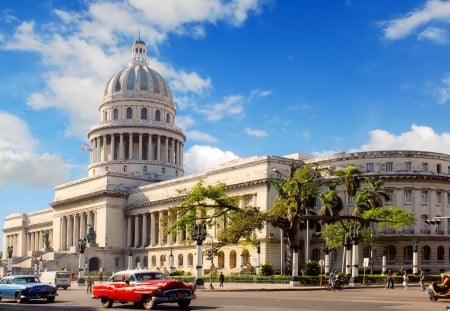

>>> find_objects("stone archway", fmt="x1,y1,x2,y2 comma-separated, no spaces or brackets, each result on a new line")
88,257,100,273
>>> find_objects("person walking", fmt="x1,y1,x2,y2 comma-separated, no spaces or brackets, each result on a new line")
402,270,409,290
329,270,337,291
219,272,224,288
86,275,94,294
419,268,426,291
386,269,394,289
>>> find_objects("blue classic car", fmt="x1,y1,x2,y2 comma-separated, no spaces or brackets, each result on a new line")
0,275,57,303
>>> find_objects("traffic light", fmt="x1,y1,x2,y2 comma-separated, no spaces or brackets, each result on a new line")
425,219,441,225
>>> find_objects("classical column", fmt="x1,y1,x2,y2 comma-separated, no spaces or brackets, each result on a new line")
138,133,143,160
128,133,133,160
142,213,148,247
61,217,67,251
156,135,161,162
165,137,169,163
119,133,124,160
127,216,132,247
148,134,152,161
111,134,115,161
74,214,80,244
134,214,140,248
67,216,73,248
80,213,87,240
150,212,156,246
159,211,165,245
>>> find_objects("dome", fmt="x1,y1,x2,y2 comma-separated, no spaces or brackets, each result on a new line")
103,39,173,106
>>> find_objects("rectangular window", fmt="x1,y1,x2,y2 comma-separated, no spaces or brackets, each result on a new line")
422,163,428,172
437,164,442,174
385,190,394,203
404,190,412,204
367,163,374,172
421,190,428,204
437,191,442,205
386,162,393,172
405,162,412,172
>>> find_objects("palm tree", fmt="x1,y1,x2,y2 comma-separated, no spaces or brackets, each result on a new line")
353,177,386,217
333,165,360,214
318,184,343,224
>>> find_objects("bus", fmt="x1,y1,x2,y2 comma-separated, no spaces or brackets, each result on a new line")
39,270,71,290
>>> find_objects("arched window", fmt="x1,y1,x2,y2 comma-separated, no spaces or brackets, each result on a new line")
127,70,136,90
113,108,119,120
141,108,147,120
160,255,165,266
218,251,225,268
103,110,108,121
126,107,133,119
162,167,165,174
114,79,121,92
123,165,127,172
139,66,148,90
155,109,161,121
178,254,183,266
404,245,413,261
151,256,157,267
242,249,250,266
166,113,170,124
143,256,148,269
188,253,194,266
385,245,396,263
422,246,431,261
229,250,237,268
438,246,445,261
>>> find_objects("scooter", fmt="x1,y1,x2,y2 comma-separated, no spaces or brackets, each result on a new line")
427,281,450,301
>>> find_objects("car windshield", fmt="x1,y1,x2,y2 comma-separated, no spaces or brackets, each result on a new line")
134,272,166,281
15,277,39,284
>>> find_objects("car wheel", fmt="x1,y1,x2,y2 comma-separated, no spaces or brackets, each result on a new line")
47,296,55,303
15,293,23,303
101,297,113,308
177,299,191,308
142,296,156,310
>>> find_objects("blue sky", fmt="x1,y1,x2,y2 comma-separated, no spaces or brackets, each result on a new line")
1,0,450,249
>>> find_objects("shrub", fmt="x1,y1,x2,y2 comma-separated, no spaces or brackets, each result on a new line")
260,264,274,276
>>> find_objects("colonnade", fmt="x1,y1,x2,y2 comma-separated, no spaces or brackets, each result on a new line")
59,211,96,251
126,210,187,249
88,132,183,167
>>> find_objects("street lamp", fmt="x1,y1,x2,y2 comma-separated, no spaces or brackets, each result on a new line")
128,249,133,270
169,248,174,276
349,224,361,287
412,240,418,274
38,254,43,274
77,238,87,285
323,245,330,275
192,223,207,288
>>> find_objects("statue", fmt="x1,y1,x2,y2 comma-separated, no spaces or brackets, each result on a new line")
43,230,50,249
86,224,97,245
7,246,13,258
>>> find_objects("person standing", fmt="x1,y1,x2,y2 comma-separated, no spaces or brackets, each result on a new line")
86,275,94,294
329,270,337,291
386,269,394,289
219,272,225,288
402,270,409,290
419,268,426,291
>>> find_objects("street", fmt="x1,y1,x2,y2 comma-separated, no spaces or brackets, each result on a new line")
0,285,447,311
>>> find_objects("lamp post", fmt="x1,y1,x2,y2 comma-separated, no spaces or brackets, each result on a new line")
169,248,174,276
256,243,261,275
323,246,330,275
343,234,352,275
77,238,87,285
412,240,418,274
349,224,361,287
38,254,43,274
6,246,13,274
192,223,207,288
128,249,133,270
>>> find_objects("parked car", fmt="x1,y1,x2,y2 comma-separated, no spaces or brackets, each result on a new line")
0,275,58,303
39,270,71,290
91,269,196,310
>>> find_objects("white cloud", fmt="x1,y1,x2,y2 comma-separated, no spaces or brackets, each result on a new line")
245,127,267,137
418,26,448,43
0,112,69,187
431,73,450,104
186,130,218,143
183,145,239,175
198,95,244,121
379,0,450,41
356,124,450,153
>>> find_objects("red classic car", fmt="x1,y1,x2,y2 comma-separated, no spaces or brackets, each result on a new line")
91,269,196,310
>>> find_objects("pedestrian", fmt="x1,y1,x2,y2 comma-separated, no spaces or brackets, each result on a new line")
219,272,224,288
329,270,337,291
419,268,426,291
402,270,409,290
386,269,394,289
86,275,94,294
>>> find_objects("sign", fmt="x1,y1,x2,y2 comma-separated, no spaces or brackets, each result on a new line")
363,257,369,268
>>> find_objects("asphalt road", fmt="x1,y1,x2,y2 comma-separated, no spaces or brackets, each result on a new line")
0,285,448,311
